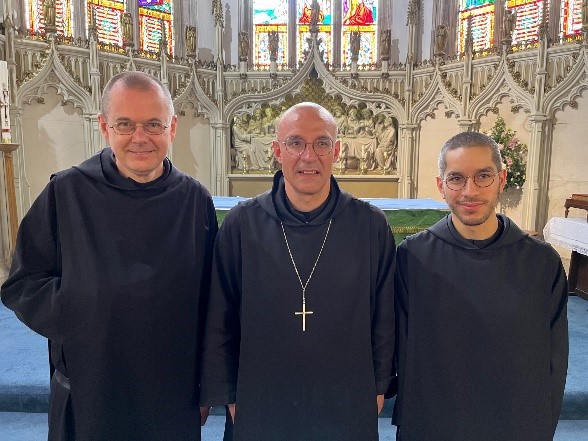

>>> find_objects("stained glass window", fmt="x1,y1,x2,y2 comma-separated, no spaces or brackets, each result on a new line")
253,0,288,66
26,0,74,36
508,0,545,43
139,0,174,54
560,0,583,38
341,0,377,65
87,0,124,46
297,1,332,63
458,0,495,53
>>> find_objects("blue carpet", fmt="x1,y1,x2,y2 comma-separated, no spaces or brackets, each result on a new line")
1,297,587,418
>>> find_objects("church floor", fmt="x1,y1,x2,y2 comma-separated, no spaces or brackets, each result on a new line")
1,414,587,441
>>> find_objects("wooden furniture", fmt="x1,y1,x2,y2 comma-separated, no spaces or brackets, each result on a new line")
565,194,588,221
544,216,588,300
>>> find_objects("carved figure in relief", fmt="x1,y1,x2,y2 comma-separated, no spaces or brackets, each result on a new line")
121,12,133,45
239,31,250,61
268,31,279,61
43,0,56,29
350,31,361,62
503,9,517,40
185,26,196,57
434,24,448,55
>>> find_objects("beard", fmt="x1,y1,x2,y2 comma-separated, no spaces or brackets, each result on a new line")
445,190,500,227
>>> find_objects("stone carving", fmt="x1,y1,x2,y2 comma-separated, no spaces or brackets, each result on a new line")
434,24,448,56
503,9,517,42
268,31,279,62
185,26,196,57
43,0,56,31
239,31,249,61
121,12,134,47
350,31,361,62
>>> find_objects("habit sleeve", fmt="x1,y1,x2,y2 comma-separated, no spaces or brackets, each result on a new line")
549,261,569,435
200,209,242,406
370,208,396,396
1,179,63,342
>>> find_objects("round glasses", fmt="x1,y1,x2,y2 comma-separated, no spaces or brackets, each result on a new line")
444,171,500,191
108,121,169,136
278,136,334,156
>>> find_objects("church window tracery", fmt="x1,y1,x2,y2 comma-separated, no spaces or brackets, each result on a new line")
253,0,288,66
560,0,583,38
508,0,546,43
297,0,332,64
27,0,75,36
139,0,174,54
458,0,495,53
341,0,377,65
87,0,124,46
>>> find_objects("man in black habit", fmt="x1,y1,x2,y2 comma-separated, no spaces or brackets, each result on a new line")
200,102,396,440
1,71,218,440
393,131,569,440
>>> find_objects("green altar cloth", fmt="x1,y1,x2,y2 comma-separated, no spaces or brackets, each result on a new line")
213,197,449,243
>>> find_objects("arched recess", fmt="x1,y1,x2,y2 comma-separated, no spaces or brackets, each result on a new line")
15,39,93,216
469,57,534,121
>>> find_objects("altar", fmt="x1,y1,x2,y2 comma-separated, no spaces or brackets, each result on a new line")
213,197,449,243
544,217,588,300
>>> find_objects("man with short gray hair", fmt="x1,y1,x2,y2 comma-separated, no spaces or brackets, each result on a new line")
1,71,217,440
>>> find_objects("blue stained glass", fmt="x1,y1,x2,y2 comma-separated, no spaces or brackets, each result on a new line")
253,0,288,24
463,0,495,8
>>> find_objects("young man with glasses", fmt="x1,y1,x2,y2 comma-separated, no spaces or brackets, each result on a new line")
200,102,396,441
393,131,568,440
1,71,218,440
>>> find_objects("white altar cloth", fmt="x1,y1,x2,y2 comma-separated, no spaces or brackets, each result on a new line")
543,217,588,257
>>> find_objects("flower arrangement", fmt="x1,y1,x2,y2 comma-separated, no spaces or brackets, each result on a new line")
487,117,528,190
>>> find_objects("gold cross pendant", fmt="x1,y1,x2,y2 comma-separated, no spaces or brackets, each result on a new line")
295,299,314,332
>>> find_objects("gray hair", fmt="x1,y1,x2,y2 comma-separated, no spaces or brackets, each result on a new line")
438,131,503,176
101,71,174,119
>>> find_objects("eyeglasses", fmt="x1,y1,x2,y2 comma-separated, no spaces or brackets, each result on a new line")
278,137,334,156
108,121,169,136
444,171,500,191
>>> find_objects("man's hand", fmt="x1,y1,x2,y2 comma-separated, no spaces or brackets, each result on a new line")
228,403,236,423
377,394,384,415
200,406,211,426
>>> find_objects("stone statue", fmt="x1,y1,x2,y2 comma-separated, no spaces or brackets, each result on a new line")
380,29,391,61
185,26,196,57
43,0,56,30
239,31,249,61
268,31,279,62
350,31,361,62
375,116,397,171
121,12,134,46
583,0,588,28
503,9,517,40
310,0,321,31
434,24,448,55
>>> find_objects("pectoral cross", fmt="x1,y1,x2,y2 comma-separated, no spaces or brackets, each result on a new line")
295,298,313,332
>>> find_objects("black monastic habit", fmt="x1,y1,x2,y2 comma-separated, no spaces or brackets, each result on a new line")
394,214,569,441
201,171,396,441
1,149,218,441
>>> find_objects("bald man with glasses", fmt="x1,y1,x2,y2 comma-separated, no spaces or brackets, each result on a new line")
393,131,568,441
200,102,396,441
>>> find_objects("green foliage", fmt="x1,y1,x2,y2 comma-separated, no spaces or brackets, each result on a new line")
487,117,528,191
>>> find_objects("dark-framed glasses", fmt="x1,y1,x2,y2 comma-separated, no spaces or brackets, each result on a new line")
279,136,334,156
444,171,500,191
108,121,169,136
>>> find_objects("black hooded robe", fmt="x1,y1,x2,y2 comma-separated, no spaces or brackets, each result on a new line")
200,171,396,441
1,149,218,441
393,214,568,441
